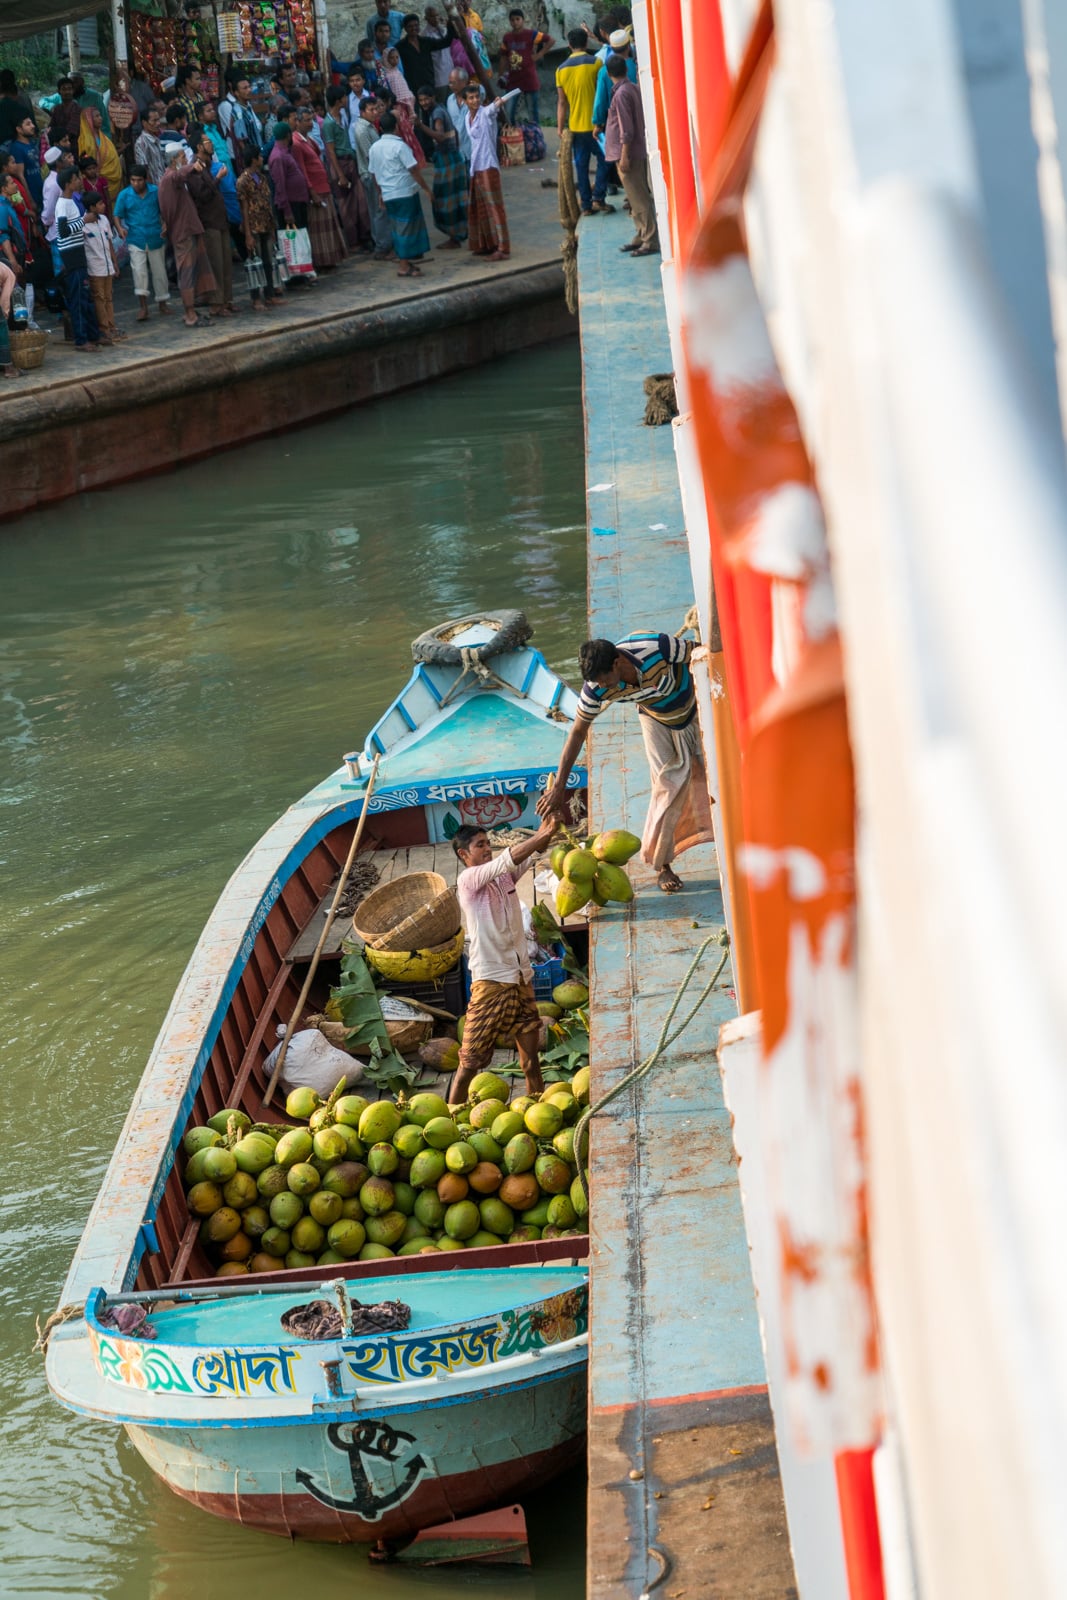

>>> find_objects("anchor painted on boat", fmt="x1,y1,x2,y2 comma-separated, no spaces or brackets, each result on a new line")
296,1420,431,1518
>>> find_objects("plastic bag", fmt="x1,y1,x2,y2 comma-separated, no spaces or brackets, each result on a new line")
263,1024,362,1099
279,225,315,277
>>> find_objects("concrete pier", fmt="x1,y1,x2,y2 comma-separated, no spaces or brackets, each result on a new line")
0,163,571,520
577,215,797,1596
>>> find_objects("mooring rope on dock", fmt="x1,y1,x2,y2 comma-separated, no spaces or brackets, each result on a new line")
572,927,731,1202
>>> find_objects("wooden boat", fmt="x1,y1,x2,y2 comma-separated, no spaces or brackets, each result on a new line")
45,617,589,1545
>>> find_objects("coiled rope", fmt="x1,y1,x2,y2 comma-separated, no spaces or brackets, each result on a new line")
573,929,731,1203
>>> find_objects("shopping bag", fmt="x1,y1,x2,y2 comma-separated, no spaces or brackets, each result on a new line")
279,225,315,277
499,124,526,167
521,121,546,163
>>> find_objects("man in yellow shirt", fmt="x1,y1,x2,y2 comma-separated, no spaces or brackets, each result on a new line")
556,26,613,214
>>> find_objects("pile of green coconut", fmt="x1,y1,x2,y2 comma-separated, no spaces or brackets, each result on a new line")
179,1068,591,1277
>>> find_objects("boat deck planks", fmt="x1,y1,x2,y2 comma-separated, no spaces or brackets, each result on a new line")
577,216,796,1597
285,842,540,963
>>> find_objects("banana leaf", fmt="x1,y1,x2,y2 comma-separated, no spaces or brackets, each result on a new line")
329,949,419,1092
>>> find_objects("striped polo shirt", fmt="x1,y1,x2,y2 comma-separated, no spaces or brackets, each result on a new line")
576,633,696,728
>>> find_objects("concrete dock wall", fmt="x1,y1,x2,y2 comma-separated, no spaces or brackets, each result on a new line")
0,265,571,521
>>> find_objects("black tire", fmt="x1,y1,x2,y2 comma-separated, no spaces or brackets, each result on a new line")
411,611,533,666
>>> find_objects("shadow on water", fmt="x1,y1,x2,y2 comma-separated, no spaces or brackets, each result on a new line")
0,341,588,1600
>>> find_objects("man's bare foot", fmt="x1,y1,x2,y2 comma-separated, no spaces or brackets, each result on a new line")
158,302,171,314
136,307,149,321
658,865,683,893
182,312,198,327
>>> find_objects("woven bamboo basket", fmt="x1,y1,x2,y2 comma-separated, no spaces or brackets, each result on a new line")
352,871,460,952
307,1001,434,1056
363,929,465,983
9,328,47,371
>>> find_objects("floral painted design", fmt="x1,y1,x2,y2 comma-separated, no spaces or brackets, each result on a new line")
457,794,525,829
530,1289,585,1344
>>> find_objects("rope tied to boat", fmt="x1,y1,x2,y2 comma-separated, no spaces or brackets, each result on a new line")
572,928,732,1204
33,1302,83,1353
437,644,529,709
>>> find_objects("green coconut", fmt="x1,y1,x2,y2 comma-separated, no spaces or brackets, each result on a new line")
322,1161,368,1198
269,1191,304,1231
207,1108,251,1137
469,1071,510,1104
592,828,641,864
327,1219,365,1258
255,1165,288,1201
503,1132,537,1174
414,1190,446,1229
309,1190,344,1226
365,1210,406,1248
478,1197,514,1237
333,1094,369,1128
593,862,634,904
291,1216,325,1254
443,1200,480,1240
201,1146,238,1184
358,1101,402,1145
547,1193,578,1229
359,1176,396,1216
423,1117,462,1150
183,1127,223,1158
536,1001,563,1019
358,1242,395,1261
284,1087,321,1121
555,877,591,917
232,1133,278,1175
563,847,597,883
405,1092,451,1127
274,1128,313,1168
287,1162,321,1196
367,1141,399,1177
552,980,589,1009
392,1180,416,1216
409,1148,447,1188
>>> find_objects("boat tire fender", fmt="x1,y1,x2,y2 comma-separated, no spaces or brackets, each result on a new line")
411,611,532,665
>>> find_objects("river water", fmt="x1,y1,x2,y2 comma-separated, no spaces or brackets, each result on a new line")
0,341,588,1600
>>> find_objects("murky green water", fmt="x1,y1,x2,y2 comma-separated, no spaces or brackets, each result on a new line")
0,340,588,1600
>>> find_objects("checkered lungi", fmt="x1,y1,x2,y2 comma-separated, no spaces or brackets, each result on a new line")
459,979,539,1073
468,168,509,256
432,146,468,241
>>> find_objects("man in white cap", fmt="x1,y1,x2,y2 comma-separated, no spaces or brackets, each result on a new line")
592,25,636,134
41,147,72,276
157,142,217,327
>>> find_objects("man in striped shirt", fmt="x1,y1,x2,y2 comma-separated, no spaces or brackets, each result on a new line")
538,632,710,892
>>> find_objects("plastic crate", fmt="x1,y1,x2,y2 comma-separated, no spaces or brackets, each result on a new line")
532,948,566,1002
377,963,465,1018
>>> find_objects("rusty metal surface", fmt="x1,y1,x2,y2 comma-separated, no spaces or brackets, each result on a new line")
578,214,795,1595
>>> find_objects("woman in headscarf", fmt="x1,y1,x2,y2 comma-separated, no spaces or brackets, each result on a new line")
78,106,122,205
379,49,425,166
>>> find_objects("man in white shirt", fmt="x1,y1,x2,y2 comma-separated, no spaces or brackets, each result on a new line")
449,819,557,1108
366,109,432,274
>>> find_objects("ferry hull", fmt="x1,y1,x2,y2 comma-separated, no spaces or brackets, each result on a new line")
126,1366,587,1543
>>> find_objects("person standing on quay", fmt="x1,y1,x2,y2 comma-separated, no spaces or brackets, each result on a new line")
114,164,170,319
603,54,657,255
157,142,217,327
82,191,124,342
537,633,713,894
291,106,347,270
268,121,310,231
134,106,168,185
54,167,102,352
414,83,467,247
464,82,519,261
556,27,612,216
236,144,285,310
499,8,554,127
187,136,238,315
367,109,431,276
353,97,394,260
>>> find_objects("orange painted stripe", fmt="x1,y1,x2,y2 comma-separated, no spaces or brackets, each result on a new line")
593,1383,769,1416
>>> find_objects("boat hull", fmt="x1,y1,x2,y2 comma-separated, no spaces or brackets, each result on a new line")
125,1364,587,1543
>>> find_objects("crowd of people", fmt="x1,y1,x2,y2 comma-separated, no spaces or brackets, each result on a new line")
0,2,656,371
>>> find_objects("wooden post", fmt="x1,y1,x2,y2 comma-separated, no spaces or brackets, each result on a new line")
66,23,81,72
111,0,129,72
